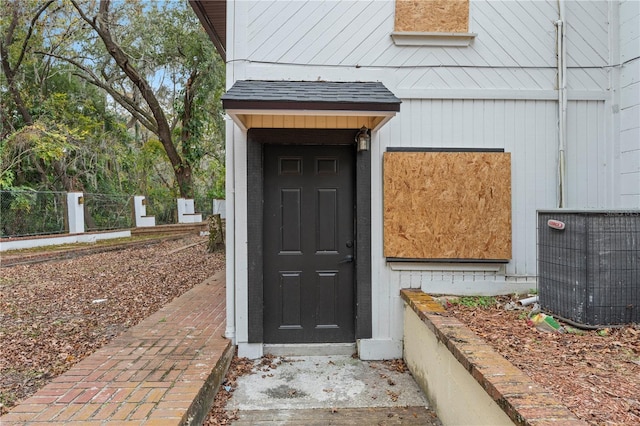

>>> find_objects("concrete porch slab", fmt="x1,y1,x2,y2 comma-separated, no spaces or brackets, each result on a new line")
226,354,441,424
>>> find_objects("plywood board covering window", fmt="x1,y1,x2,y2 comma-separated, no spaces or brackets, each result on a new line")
383,151,511,260
395,0,469,33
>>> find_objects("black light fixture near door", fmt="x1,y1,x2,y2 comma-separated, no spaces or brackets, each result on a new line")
356,126,370,152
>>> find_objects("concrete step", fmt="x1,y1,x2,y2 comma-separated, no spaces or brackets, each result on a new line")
233,407,441,425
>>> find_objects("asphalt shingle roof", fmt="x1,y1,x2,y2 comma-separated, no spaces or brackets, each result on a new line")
222,80,401,112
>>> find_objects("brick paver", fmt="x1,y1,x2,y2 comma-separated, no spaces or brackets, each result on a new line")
2,271,231,425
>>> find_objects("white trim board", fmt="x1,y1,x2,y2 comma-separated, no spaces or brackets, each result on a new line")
391,32,477,47
394,89,608,101
389,262,504,272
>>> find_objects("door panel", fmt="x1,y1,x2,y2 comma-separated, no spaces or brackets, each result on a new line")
316,189,338,252
315,271,339,327
280,272,302,328
264,144,355,343
280,189,301,252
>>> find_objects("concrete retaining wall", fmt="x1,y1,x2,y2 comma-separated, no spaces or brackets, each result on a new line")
401,289,587,426
0,230,131,252
404,305,512,425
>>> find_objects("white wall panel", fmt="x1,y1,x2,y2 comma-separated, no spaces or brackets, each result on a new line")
619,0,640,207
567,68,609,92
226,0,628,347
565,1,609,67
620,0,640,63
621,81,640,110
620,147,640,173
236,1,613,97
565,101,612,208
375,99,612,282
241,1,610,88
376,99,560,281
621,127,640,154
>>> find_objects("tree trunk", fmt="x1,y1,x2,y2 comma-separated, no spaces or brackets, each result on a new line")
89,0,191,197
0,7,34,127
177,71,198,199
70,0,193,198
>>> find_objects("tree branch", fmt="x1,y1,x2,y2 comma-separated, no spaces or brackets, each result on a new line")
14,0,56,71
37,50,158,133
70,0,185,177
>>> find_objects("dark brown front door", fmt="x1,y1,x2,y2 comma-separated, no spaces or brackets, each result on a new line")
263,144,355,343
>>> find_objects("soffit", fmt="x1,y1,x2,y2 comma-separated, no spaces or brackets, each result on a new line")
189,0,226,61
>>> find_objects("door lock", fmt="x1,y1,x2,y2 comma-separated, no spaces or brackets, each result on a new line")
338,255,354,264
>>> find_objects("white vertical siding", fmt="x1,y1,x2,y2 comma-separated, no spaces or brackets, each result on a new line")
370,99,566,339
565,101,612,208
380,99,559,278
619,0,640,207
227,0,627,352
373,99,611,299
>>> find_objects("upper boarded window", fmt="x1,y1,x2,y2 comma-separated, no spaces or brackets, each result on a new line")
394,0,469,33
391,0,476,46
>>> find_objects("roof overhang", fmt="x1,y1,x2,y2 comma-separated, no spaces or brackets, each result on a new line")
189,0,226,61
222,80,401,132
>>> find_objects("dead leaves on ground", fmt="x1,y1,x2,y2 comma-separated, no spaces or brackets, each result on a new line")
382,358,408,374
204,354,255,425
0,236,224,415
449,296,640,425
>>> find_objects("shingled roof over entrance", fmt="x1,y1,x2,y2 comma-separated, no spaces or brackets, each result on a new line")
222,80,401,112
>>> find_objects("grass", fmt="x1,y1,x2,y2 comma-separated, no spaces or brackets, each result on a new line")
0,368,45,409
0,276,14,286
0,390,17,409
451,296,497,309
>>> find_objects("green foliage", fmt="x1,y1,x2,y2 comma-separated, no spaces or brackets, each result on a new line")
204,158,225,200
0,169,15,189
0,139,16,189
0,189,67,237
206,185,225,201
452,296,497,309
8,190,36,213
1,0,226,204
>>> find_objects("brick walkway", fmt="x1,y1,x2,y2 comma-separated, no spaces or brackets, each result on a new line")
1,270,232,425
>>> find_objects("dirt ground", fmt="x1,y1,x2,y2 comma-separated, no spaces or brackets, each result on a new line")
0,235,224,415
448,296,640,425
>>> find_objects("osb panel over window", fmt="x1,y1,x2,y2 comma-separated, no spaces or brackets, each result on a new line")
383,151,511,260
395,0,469,33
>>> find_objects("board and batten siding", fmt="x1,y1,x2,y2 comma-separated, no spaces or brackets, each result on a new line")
619,0,640,207
373,99,609,280
226,0,630,357
367,97,607,343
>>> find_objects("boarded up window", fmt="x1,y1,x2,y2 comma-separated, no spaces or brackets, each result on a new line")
394,0,469,33
383,151,511,260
